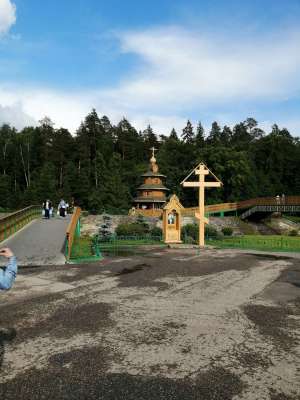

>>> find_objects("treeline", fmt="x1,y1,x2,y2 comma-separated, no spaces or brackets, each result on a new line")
0,110,299,213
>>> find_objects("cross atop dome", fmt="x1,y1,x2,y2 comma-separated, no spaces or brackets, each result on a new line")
150,146,157,158
150,146,158,164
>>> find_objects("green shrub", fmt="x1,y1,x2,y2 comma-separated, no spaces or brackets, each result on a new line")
289,229,298,237
205,225,218,238
181,224,198,241
150,226,162,237
115,223,148,237
182,223,219,240
222,227,233,236
136,215,149,230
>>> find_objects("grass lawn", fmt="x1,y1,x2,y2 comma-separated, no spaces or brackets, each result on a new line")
207,234,300,252
70,236,102,261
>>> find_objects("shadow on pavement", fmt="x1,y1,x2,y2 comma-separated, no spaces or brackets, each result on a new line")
0,328,16,369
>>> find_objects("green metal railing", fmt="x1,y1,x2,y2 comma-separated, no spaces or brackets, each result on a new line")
206,235,300,252
96,234,165,255
0,205,41,242
65,208,102,263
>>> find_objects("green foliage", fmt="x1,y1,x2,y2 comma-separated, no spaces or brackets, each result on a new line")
289,229,298,237
149,226,162,237
181,223,219,241
0,175,11,208
115,223,148,237
136,214,149,230
205,225,218,238
221,227,233,236
181,120,195,144
181,224,198,241
0,110,299,213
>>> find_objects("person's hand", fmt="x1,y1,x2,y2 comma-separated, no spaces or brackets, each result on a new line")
0,248,14,258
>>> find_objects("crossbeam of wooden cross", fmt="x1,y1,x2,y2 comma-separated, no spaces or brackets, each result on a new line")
181,163,222,247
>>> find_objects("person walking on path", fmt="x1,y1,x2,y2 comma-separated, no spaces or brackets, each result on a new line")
43,199,52,219
58,199,66,217
0,248,17,291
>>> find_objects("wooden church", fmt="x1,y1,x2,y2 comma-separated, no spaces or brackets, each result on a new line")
132,148,169,216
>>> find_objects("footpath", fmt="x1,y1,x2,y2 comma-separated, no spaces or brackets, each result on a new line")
0,216,70,266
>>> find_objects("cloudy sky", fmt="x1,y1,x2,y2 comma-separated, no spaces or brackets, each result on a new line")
0,0,300,136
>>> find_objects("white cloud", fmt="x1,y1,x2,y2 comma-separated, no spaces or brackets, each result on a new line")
0,0,16,35
1,26,300,136
110,27,300,107
260,119,300,136
0,102,36,129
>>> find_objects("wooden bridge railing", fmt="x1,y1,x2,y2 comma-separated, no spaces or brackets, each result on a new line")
0,205,41,242
65,207,81,260
134,196,300,218
182,196,300,216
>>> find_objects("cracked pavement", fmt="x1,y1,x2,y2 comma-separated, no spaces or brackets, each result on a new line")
0,248,300,399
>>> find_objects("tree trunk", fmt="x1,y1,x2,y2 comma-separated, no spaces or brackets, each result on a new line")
20,144,29,188
60,164,63,188
2,143,7,175
27,142,30,186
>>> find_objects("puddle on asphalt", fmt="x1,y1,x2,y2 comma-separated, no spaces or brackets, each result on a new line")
116,263,152,275
245,253,293,261
102,249,143,257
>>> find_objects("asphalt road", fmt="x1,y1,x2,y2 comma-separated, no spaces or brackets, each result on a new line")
0,248,299,399
0,215,70,266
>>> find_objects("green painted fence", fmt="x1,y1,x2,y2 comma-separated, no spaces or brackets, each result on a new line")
207,235,300,252
65,208,102,263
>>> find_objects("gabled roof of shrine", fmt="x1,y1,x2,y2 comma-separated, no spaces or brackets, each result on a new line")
163,194,184,210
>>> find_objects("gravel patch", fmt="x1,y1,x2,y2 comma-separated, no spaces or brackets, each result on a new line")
243,301,299,351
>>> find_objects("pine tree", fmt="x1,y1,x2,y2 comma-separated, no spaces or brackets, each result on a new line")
195,122,205,147
181,120,195,144
142,125,159,153
169,128,179,141
220,126,232,146
206,122,222,145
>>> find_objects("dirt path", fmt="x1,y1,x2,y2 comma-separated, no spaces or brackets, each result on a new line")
0,249,299,399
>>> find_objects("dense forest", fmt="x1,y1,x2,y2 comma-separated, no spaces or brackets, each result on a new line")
0,109,299,213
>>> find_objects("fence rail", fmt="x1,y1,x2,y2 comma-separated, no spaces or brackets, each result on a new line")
240,205,300,219
134,196,300,218
200,196,300,215
65,207,81,260
206,235,300,252
66,208,103,262
0,205,41,242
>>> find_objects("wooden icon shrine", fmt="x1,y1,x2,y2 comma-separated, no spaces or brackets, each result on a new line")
163,195,184,244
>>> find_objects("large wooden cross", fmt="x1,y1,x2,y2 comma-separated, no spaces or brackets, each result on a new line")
181,163,222,247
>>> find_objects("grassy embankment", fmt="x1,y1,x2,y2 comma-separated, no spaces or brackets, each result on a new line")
208,235,300,252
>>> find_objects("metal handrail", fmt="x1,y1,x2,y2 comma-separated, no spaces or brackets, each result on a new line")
182,196,300,216
65,207,81,260
240,204,300,219
0,205,41,242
